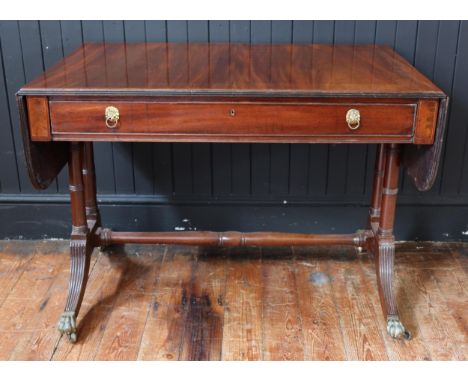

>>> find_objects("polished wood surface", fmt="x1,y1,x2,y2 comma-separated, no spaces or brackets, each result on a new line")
26,97,50,141
49,99,416,143
414,100,439,144
18,43,446,145
17,96,69,189
0,240,466,360
20,43,444,97
97,230,368,247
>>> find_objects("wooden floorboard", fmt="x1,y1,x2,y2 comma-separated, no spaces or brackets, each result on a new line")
358,248,432,360
137,245,195,361
326,247,389,360
0,240,466,361
293,247,347,360
221,247,263,361
261,247,305,360
178,247,228,361
0,241,69,360
9,241,90,361
93,245,164,361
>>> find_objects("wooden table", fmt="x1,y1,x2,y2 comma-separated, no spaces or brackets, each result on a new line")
17,43,448,343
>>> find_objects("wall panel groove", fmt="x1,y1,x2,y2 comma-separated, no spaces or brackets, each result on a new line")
0,20,467,240
0,31,21,193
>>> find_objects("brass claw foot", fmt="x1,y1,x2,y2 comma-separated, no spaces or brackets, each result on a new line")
387,315,411,340
58,311,78,343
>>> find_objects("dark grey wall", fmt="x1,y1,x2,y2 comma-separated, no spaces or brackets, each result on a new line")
1,21,467,240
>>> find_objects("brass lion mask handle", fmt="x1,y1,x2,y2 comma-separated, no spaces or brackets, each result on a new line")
346,108,360,130
105,106,120,129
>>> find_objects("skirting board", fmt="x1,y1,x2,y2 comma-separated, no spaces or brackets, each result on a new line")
1,202,467,241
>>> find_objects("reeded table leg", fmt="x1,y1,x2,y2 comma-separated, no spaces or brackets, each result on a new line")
58,142,92,343
374,144,411,340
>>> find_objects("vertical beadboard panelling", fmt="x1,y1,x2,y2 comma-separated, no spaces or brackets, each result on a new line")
270,21,292,196
189,20,212,196
39,20,64,70
0,21,35,193
18,21,55,195
208,20,230,197
375,20,397,46
250,21,271,196
429,21,459,195
58,25,85,186
352,21,377,198
394,21,418,63
167,21,193,196
354,20,377,198
144,20,174,198
80,21,116,194
406,21,440,196
442,21,468,195
289,21,313,197
60,21,82,55
229,21,251,196
102,21,134,194
374,21,398,196
327,21,354,196
403,21,440,196
18,21,44,95
0,23,20,193
308,21,332,196
59,22,85,193
431,23,459,156
418,21,460,197
230,20,250,43
125,21,154,195
145,21,173,197
457,24,468,195
394,21,418,195
39,21,65,193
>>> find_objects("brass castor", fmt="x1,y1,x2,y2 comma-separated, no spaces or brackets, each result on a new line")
58,311,78,343
387,315,411,340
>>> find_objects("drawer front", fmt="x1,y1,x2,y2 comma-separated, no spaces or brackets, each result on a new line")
50,101,416,141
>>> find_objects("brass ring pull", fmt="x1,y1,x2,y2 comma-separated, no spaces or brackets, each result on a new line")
346,108,360,130
105,106,119,129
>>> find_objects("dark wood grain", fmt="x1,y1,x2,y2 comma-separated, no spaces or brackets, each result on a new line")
49,100,416,143
414,100,439,144
97,230,369,247
26,97,50,141
19,43,444,97
16,95,69,190
19,43,446,149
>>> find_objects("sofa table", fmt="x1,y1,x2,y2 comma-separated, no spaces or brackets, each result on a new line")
17,42,448,343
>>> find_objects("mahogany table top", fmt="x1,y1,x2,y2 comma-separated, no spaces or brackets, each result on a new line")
19,43,444,98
